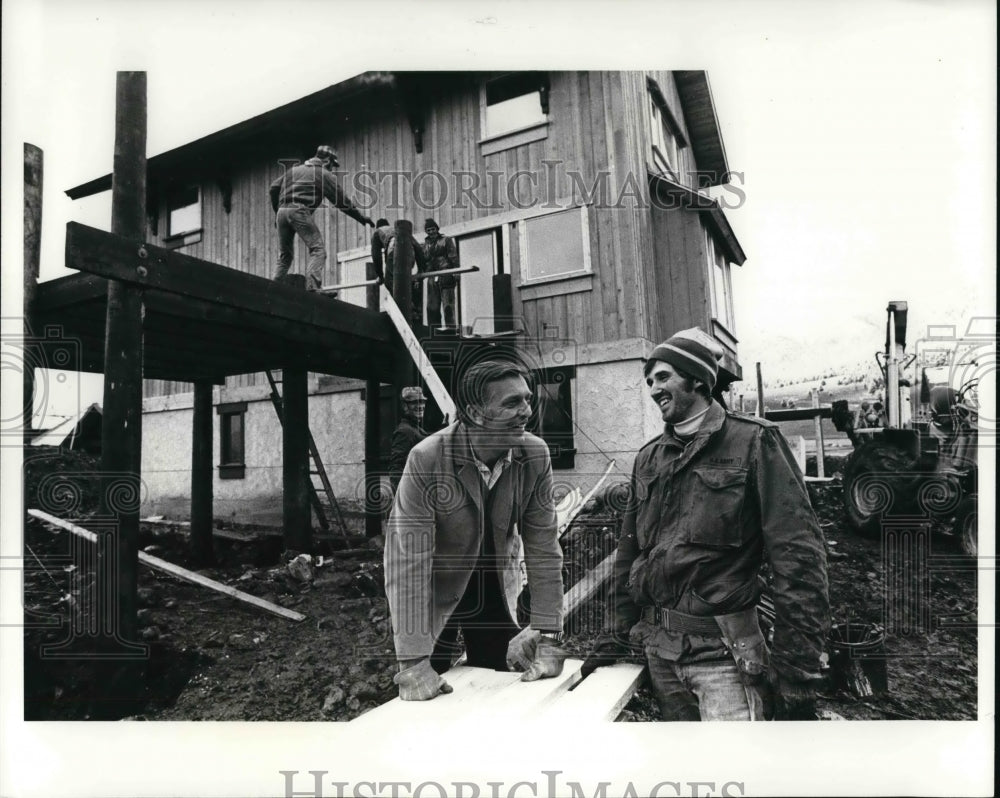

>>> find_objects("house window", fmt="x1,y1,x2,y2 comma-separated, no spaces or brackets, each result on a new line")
707,233,735,332
217,401,246,479
530,367,576,470
650,98,680,180
484,72,548,138
167,185,202,238
519,206,590,284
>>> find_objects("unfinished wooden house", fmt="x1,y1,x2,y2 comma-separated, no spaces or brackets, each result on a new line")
64,70,747,525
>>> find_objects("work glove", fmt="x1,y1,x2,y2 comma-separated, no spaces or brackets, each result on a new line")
393,658,453,701
506,626,541,671
521,637,568,682
580,631,632,679
362,216,376,228
770,672,819,721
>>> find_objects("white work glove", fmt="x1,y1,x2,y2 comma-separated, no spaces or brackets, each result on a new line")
506,628,567,681
393,658,453,701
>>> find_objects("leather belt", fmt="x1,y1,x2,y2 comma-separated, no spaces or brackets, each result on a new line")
641,606,721,636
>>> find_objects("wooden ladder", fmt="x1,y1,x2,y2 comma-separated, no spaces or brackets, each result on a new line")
264,370,350,540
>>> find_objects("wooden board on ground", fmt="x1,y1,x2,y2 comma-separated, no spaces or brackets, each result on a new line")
351,659,645,725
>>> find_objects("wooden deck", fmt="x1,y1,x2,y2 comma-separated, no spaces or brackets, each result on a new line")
351,659,645,725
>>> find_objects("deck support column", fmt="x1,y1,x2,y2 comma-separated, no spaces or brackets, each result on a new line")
23,143,43,437
282,366,311,552
191,381,215,564
98,71,147,653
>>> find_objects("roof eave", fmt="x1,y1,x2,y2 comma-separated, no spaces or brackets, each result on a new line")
673,71,731,188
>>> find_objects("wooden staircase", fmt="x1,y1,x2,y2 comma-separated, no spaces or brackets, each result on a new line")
264,370,350,540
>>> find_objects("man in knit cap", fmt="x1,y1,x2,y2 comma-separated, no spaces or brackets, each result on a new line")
582,327,830,721
421,218,460,329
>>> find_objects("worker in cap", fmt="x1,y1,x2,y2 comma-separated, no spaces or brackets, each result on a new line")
388,387,427,492
421,217,460,329
582,326,830,722
268,145,375,291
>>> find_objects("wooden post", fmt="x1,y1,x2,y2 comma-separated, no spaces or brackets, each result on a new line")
190,381,215,564
282,366,311,552
392,220,417,388
23,144,43,436
812,389,826,478
493,274,514,333
98,72,147,651
364,262,383,538
755,362,765,418
738,394,745,414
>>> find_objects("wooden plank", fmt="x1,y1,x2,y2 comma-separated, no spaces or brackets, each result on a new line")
24,143,43,435
544,662,645,723
563,552,615,616
35,273,109,311
29,510,306,622
65,222,393,344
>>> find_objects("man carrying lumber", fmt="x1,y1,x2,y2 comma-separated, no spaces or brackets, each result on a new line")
269,145,375,291
582,327,830,721
384,360,566,700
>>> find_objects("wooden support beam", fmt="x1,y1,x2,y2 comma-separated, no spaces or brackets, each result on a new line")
98,71,147,653
65,222,393,345
282,367,311,552
365,262,383,539
755,361,764,418
23,143,43,436
190,381,215,565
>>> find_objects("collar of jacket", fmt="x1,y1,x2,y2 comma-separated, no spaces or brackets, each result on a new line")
654,400,728,475
446,422,525,513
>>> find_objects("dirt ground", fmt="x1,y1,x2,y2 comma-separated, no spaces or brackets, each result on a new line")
22,449,978,722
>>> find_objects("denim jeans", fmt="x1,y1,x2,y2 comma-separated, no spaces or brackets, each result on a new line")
646,654,768,721
427,279,457,328
274,206,325,290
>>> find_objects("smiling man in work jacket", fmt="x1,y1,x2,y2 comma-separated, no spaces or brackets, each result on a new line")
582,328,830,721
384,360,566,701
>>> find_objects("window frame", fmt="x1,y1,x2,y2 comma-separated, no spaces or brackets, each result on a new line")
706,231,736,334
479,72,550,156
529,366,576,470
217,401,247,480
517,205,592,286
164,183,203,245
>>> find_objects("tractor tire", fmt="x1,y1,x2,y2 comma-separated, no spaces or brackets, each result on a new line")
953,496,978,557
841,441,919,537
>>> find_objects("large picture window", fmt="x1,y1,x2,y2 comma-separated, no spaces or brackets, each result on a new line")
519,206,590,284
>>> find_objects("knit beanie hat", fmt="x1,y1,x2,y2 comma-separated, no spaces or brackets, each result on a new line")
644,327,723,390
424,218,439,231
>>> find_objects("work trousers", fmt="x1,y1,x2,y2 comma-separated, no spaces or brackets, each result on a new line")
426,279,457,329
274,206,326,291
646,654,768,721
429,565,519,674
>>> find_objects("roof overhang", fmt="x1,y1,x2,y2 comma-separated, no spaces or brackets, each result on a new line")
673,71,730,187
649,173,746,266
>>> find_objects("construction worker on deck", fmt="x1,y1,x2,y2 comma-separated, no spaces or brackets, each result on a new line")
421,218,460,329
269,145,374,292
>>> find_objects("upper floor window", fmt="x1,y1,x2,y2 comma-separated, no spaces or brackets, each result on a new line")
707,233,735,332
519,206,590,284
484,72,549,138
650,98,680,180
167,184,202,238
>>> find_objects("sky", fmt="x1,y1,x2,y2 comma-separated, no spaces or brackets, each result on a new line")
0,2,995,795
